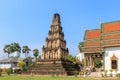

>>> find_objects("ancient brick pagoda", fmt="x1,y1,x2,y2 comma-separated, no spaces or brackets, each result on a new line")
41,13,69,61
22,13,79,76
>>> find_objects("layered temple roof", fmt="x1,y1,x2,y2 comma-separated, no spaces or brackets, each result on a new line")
82,21,120,53
83,29,101,53
102,21,120,47
85,29,101,39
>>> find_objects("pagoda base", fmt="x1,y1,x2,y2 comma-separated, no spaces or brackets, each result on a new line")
22,59,80,76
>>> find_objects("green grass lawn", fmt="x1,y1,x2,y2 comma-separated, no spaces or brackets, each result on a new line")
0,75,118,80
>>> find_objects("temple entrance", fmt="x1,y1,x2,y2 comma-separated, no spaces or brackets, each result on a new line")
84,53,104,70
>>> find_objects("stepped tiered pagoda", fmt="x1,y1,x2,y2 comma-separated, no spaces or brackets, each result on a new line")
42,13,69,61
22,13,79,76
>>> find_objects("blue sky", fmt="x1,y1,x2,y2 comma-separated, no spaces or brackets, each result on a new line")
0,0,120,59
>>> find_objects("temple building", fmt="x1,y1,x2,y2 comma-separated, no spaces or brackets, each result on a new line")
42,13,69,60
80,21,120,72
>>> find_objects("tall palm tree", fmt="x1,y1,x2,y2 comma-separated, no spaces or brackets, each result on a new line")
22,46,31,57
11,43,21,57
3,44,12,58
33,49,39,61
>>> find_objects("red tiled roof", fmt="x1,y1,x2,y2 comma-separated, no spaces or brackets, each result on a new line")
103,21,120,32
82,21,120,53
84,29,101,53
102,21,120,47
103,41,120,46
103,34,120,40
84,41,100,47
85,29,101,39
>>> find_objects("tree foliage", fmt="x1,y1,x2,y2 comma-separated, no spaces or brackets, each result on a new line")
94,60,102,68
17,61,26,70
33,49,39,61
11,43,21,53
6,68,12,75
68,54,76,63
37,55,41,61
3,44,12,57
78,42,84,52
22,46,31,57
3,43,21,57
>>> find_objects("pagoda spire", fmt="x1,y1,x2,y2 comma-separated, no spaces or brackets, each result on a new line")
52,13,61,26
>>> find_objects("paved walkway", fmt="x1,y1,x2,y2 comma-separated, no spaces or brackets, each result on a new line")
87,72,100,77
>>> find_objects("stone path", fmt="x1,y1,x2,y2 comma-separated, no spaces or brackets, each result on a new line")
88,72,100,77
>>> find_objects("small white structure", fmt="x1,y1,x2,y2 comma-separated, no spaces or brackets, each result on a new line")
76,53,84,62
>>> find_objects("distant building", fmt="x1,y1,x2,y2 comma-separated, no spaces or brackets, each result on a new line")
0,53,29,70
80,21,120,72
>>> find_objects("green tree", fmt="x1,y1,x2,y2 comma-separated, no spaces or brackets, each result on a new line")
78,42,84,52
3,43,21,57
11,43,21,57
11,43,21,53
3,44,12,58
33,49,39,61
17,61,26,71
37,55,41,61
6,68,12,75
68,54,76,63
22,46,31,57
27,56,34,67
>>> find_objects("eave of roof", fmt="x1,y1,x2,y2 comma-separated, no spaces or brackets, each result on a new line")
0,57,25,63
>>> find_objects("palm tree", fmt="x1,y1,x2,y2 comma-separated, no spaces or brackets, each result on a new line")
22,46,31,57
3,44,12,58
11,43,21,57
33,49,39,61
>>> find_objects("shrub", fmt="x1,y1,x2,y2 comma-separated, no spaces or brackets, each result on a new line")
17,61,26,71
117,73,120,78
94,60,102,68
74,71,78,77
6,68,12,75
79,70,84,76
104,70,108,77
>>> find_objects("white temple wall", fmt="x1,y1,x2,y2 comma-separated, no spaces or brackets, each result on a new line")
104,47,120,72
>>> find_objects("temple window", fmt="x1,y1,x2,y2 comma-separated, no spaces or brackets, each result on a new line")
111,60,117,69
111,54,118,69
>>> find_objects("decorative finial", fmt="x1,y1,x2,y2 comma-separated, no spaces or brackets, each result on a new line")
52,13,61,26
